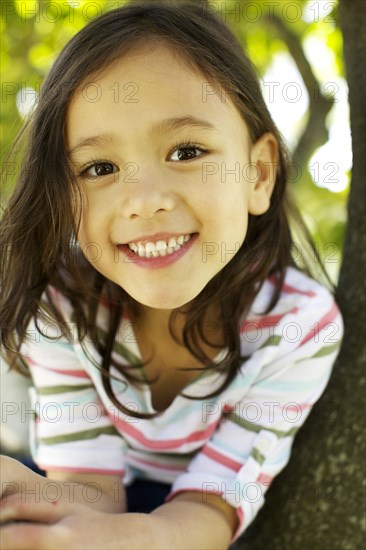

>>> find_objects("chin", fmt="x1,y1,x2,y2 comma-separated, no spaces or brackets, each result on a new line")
136,297,193,310
128,288,201,310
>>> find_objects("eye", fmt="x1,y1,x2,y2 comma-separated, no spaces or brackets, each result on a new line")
79,160,119,180
168,140,208,162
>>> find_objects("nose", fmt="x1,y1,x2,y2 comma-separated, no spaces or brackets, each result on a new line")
118,162,176,219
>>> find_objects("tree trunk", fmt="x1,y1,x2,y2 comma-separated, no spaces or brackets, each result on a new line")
231,2,366,548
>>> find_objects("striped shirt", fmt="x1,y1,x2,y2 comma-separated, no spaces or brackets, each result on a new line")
21,266,343,543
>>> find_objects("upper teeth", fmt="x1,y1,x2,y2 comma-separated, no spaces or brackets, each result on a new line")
128,234,192,257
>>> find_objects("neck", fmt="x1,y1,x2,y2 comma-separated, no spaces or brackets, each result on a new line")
129,300,223,348
131,301,190,335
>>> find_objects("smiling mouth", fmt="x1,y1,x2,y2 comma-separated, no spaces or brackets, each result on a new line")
126,233,193,258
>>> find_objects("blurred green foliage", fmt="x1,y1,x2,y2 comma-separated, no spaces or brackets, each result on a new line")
1,0,348,282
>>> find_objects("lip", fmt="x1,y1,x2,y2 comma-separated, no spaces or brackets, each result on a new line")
122,231,192,246
118,233,198,269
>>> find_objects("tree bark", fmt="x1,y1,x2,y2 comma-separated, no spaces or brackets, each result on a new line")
231,2,366,548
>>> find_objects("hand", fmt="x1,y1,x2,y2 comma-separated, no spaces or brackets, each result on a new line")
0,492,160,550
0,455,128,549
0,493,116,549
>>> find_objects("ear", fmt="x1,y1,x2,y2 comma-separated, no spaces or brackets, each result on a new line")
247,132,278,215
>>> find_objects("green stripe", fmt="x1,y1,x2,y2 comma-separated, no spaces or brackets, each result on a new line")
142,449,197,461
111,337,141,365
311,342,340,358
259,334,282,349
294,343,341,363
131,450,195,466
251,447,266,465
70,311,143,372
37,384,93,395
39,426,118,445
96,326,142,366
71,312,141,364
225,412,298,438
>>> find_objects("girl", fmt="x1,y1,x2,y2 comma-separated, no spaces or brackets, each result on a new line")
0,1,343,548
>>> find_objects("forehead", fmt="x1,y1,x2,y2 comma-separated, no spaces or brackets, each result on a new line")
66,44,248,146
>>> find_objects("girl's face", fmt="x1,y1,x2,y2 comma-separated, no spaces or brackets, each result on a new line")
66,45,276,310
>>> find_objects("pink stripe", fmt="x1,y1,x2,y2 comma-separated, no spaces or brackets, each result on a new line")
45,367,89,378
240,306,299,332
268,275,317,297
257,472,273,486
99,294,110,309
284,402,312,411
109,412,220,450
25,356,90,379
38,464,125,475
127,455,187,472
50,286,63,313
232,507,245,541
297,301,340,348
201,444,242,472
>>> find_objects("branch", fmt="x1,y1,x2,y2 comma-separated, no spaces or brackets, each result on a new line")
263,12,335,175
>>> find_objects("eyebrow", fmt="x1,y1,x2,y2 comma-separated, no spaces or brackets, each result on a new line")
67,116,218,155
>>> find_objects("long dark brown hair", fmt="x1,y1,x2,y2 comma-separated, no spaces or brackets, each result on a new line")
0,0,334,419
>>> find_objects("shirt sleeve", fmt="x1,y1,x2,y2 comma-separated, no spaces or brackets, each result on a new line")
164,288,344,544
20,289,126,476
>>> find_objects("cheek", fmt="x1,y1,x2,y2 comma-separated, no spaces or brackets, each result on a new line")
79,191,99,227
77,203,97,245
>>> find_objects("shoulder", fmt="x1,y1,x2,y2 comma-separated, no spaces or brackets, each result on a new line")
251,266,341,323
240,266,344,360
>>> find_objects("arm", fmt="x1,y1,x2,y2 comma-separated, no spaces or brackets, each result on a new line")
0,486,237,550
151,491,239,549
1,456,125,514
45,470,126,513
